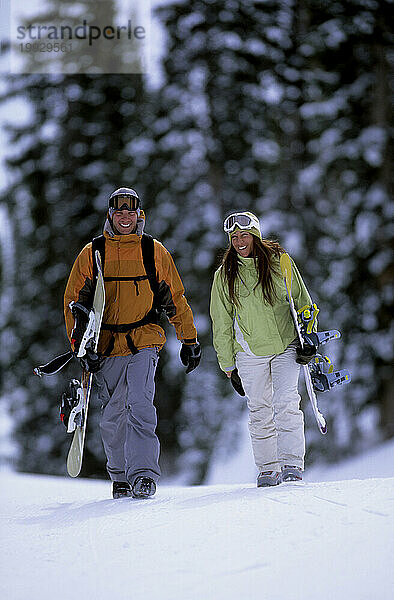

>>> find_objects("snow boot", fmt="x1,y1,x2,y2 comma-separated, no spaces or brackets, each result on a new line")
132,476,156,499
112,481,132,499
282,465,303,482
257,471,282,487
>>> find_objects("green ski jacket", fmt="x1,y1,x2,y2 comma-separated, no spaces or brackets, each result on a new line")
210,255,313,372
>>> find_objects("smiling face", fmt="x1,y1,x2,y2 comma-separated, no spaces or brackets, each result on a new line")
112,209,138,235
231,230,254,257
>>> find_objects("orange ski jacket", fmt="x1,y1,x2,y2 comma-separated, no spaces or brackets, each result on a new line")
64,219,197,357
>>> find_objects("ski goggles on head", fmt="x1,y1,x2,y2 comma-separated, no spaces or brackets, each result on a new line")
109,194,140,212
223,212,260,234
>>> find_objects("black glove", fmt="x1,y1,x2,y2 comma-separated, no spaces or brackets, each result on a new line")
78,348,103,373
230,368,245,396
180,342,201,374
70,302,90,353
296,341,317,365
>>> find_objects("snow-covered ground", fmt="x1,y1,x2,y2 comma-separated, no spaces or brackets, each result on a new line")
206,413,394,485
1,442,394,600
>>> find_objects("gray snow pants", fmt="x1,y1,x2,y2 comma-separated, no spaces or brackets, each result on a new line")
236,342,305,473
95,348,161,485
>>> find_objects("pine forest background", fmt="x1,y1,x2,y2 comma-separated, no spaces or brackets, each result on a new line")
0,0,393,483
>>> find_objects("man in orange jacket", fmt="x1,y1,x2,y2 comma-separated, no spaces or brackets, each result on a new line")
64,187,200,499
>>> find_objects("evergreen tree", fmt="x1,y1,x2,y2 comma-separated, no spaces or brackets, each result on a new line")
0,0,154,476
149,0,393,477
149,0,299,481
294,0,394,455
1,0,392,482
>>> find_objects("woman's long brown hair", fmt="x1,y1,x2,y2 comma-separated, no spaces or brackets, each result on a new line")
221,237,285,307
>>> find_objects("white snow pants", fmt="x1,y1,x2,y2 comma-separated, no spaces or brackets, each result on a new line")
236,342,305,472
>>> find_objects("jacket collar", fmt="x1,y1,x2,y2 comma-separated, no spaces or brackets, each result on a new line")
238,255,256,268
103,230,141,243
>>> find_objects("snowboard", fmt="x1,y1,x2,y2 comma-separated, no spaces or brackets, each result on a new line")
66,250,106,477
280,253,327,435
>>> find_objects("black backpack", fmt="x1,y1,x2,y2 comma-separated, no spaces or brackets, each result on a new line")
91,233,161,355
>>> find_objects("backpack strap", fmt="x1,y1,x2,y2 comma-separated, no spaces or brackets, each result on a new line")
92,234,106,285
141,233,160,311
101,309,159,355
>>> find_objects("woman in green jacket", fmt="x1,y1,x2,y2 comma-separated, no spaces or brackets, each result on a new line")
210,212,315,487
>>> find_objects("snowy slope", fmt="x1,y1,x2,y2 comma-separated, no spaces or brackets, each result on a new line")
1,472,393,600
307,438,394,482
206,412,394,485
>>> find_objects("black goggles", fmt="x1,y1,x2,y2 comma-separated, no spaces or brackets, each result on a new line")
223,213,257,234
109,194,140,211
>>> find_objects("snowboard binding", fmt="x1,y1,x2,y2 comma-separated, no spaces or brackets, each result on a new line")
60,379,84,433
69,301,96,358
297,304,351,393
309,354,351,392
